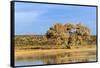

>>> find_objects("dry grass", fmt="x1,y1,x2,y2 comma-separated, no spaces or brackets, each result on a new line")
15,45,96,60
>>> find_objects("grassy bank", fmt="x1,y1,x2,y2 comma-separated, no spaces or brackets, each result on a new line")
15,35,97,63
15,45,96,60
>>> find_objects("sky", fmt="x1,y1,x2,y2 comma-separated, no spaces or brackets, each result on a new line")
15,2,97,35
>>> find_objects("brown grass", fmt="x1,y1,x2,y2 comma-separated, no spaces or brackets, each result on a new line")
15,45,96,60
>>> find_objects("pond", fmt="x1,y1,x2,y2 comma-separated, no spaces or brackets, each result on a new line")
15,50,96,66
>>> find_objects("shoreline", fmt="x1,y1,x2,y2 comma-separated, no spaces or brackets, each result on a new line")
15,46,96,60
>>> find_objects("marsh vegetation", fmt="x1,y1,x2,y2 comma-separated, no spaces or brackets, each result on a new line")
15,23,97,66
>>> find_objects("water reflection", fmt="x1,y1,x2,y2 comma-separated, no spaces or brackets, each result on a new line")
15,50,96,66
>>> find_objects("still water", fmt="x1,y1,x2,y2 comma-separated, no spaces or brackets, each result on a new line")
15,50,96,66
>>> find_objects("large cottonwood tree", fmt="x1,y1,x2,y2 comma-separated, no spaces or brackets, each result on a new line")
46,23,90,48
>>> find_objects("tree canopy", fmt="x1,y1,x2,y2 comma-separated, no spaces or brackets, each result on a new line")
46,23,90,48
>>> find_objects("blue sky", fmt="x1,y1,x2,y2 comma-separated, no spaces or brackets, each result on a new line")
15,2,96,35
